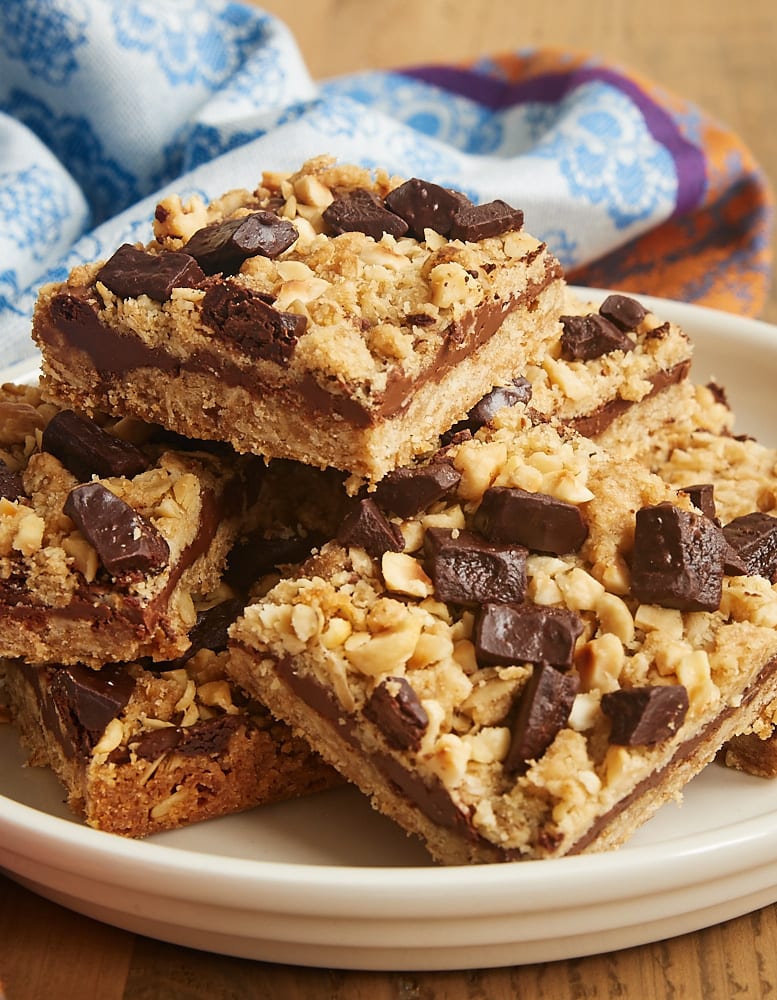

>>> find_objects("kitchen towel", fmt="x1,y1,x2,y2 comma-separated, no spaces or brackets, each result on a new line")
0,0,773,378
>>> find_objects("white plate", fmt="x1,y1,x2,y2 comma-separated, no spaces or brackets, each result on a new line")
4,290,777,972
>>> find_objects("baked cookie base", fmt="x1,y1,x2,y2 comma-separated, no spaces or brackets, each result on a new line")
4,650,339,838
229,406,777,864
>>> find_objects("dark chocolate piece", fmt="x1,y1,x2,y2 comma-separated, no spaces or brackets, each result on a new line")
131,714,243,760
425,527,527,605
165,596,246,669
323,188,409,240
467,377,532,426
474,602,584,670
0,459,26,500
442,378,532,445
42,409,151,482
681,483,717,521
95,243,205,301
184,211,298,275
448,199,524,241
374,462,461,519
201,280,306,365
50,662,136,755
630,502,727,611
363,676,429,751
337,498,404,557
597,293,647,332
601,685,689,746
473,486,588,555
384,178,470,240
63,481,170,577
559,312,634,361
503,662,580,775
722,511,777,580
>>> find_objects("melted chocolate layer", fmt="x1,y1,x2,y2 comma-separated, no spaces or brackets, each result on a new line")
40,255,560,427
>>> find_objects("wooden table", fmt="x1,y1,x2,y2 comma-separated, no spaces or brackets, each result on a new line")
2,2,777,997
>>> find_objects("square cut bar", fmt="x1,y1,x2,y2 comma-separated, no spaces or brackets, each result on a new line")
523,290,694,442
229,404,777,864
3,598,338,836
32,156,566,485
645,416,777,778
0,382,262,667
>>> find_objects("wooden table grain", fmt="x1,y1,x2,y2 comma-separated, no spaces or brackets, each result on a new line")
3,2,777,997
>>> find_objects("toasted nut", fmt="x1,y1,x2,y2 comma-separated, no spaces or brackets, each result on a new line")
0,402,46,445
343,615,422,676
150,787,189,821
423,732,471,786
454,440,508,500
634,604,684,640
92,717,124,755
321,617,352,649
62,532,99,583
291,603,321,642
274,277,331,311
12,510,45,557
463,726,510,764
429,262,471,308
556,567,605,611
293,174,333,208
542,357,589,401
595,592,635,645
577,633,624,693
381,551,433,598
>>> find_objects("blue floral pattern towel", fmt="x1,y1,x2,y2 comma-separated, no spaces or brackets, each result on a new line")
0,0,773,380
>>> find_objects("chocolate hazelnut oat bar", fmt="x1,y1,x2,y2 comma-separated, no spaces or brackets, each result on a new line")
228,403,777,864
0,382,261,667
31,156,570,485
3,597,338,837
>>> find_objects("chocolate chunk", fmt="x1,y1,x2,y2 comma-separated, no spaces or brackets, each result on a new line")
201,280,306,365
50,662,136,755
184,211,298,275
475,602,584,670
722,511,777,580
131,714,242,760
42,409,151,482
630,502,728,611
374,462,461,519
601,685,689,746
164,596,245,669
0,459,26,500
440,378,532,445
95,243,205,301
467,377,532,426
363,676,428,751
337,497,404,557
503,662,580,775
597,293,647,332
681,483,717,521
323,188,409,240
384,178,470,240
449,199,524,241
63,481,170,577
473,486,588,555
425,527,527,605
560,313,634,360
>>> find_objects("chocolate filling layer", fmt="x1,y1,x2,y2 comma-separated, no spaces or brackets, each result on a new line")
567,359,691,438
264,648,777,862
0,487,221,642
40,256,561,427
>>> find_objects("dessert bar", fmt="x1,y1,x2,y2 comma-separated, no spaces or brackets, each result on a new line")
0,382,260,666
229,403,777,864
4,597,338,837
32,156,566,485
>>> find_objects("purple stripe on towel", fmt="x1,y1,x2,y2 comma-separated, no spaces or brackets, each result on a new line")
399,64,705,218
